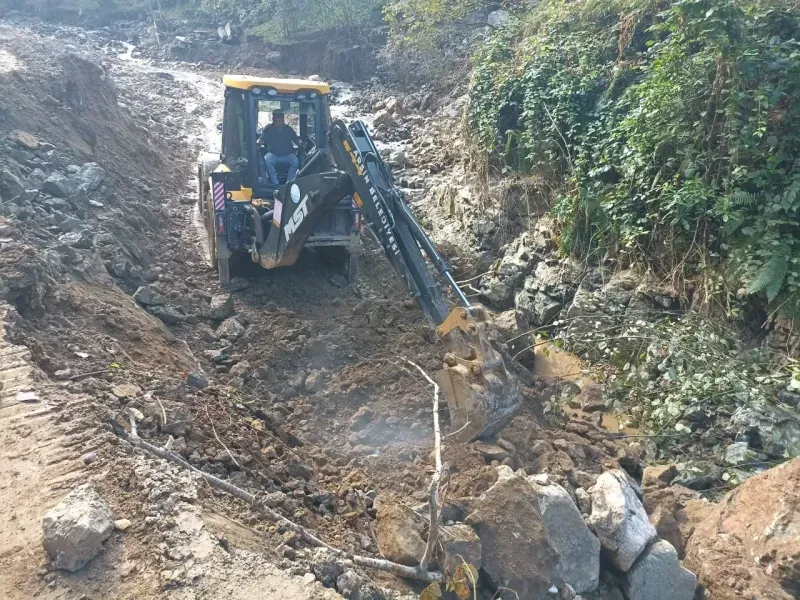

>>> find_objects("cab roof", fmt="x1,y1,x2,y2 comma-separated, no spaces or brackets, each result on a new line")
222,75,331,95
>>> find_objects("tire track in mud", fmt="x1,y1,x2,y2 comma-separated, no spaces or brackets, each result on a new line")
0,306,108,598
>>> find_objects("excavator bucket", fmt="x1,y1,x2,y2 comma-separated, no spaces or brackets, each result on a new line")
434,306,520,442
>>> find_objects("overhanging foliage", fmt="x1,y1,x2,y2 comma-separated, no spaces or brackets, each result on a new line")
468,0,800,315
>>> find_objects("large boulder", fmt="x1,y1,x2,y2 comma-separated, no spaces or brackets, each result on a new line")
684,457,800,600
527,474,600,594
42,485,114,571
624,541,697,600
587,470,656,571
375,501,426,566
465,467,559,598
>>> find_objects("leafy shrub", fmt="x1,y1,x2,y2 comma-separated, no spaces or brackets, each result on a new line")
383,0,485,50
468,0,800,315
201,0,381,40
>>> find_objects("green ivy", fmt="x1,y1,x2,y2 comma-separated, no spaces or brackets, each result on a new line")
468,0,800,315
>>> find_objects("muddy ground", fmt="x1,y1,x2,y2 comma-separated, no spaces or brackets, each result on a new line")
0,19,655,600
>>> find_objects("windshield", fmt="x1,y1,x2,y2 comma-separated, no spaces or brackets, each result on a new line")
257,99,318,148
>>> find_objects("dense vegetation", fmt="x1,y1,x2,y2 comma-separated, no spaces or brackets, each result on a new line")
468,0,800,317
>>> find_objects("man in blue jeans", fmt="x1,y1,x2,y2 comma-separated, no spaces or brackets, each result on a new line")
259,110,301,186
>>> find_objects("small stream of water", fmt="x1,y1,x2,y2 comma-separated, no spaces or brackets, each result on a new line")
534,339,639,435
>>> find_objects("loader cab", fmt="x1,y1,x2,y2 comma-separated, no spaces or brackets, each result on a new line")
220,76,333,199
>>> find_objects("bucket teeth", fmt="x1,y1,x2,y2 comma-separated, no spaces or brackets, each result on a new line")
435,306,520,442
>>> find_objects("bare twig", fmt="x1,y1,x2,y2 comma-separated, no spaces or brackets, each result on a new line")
155,395,167,426
403,359,442,573
67,369,107,381
205,404,240,468
357,492,385,559
120,425,443,582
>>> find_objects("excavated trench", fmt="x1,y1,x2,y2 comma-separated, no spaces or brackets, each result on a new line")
0,19,663,600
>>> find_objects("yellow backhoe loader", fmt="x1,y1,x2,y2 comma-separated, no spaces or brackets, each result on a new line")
198,76,519,441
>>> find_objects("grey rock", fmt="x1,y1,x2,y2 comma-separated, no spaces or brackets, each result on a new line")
529,261,580,302
387,149,406,167
42,485,114,572
624,541,696,600
528,475,600,594
311,548,344,588
0,167,27,200
42,172,77,199
373,109,395,129
587,470,656,572
59,215,83,232
724,441,757,466
487,9,511,28
336,570,363,598
107,257,130,278
41,195,69,211
186,373,209,389
515,288,537,324
574,487,592,515
497,237,537,287
534,291,563,325
146,305,184,325
61,229,93,249
730,400,800,456
216,316,245,341
133,285,167,306
75,163,106,192
207,293,234,320
26,168,49,188
480,277,513,309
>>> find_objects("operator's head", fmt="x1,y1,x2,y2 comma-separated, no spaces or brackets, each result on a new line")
272,110,285,126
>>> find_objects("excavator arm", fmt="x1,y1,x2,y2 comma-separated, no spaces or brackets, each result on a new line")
327,119,519,441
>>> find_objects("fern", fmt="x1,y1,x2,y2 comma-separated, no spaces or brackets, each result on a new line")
730,190,764,207
782,179,800,207
748,254,789,301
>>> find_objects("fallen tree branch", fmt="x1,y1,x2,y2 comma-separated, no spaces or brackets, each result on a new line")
119,426,442,582
403,359,443,573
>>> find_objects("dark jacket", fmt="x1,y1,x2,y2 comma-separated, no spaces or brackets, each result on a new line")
260,124,300,156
